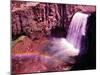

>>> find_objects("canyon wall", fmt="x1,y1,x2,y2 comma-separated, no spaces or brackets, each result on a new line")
12,1,96,40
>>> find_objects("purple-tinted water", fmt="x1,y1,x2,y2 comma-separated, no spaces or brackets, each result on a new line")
67,12,89,50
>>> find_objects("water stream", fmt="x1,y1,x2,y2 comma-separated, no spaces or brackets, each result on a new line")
67,12,89,50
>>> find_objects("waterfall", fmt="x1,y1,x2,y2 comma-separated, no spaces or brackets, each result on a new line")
67,12,89,50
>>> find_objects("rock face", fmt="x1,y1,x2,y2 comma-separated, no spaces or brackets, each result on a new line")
12,1,96,40
12,1,61,40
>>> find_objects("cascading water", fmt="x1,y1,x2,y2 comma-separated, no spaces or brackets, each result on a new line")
67,12,89,50
42,12,90,64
